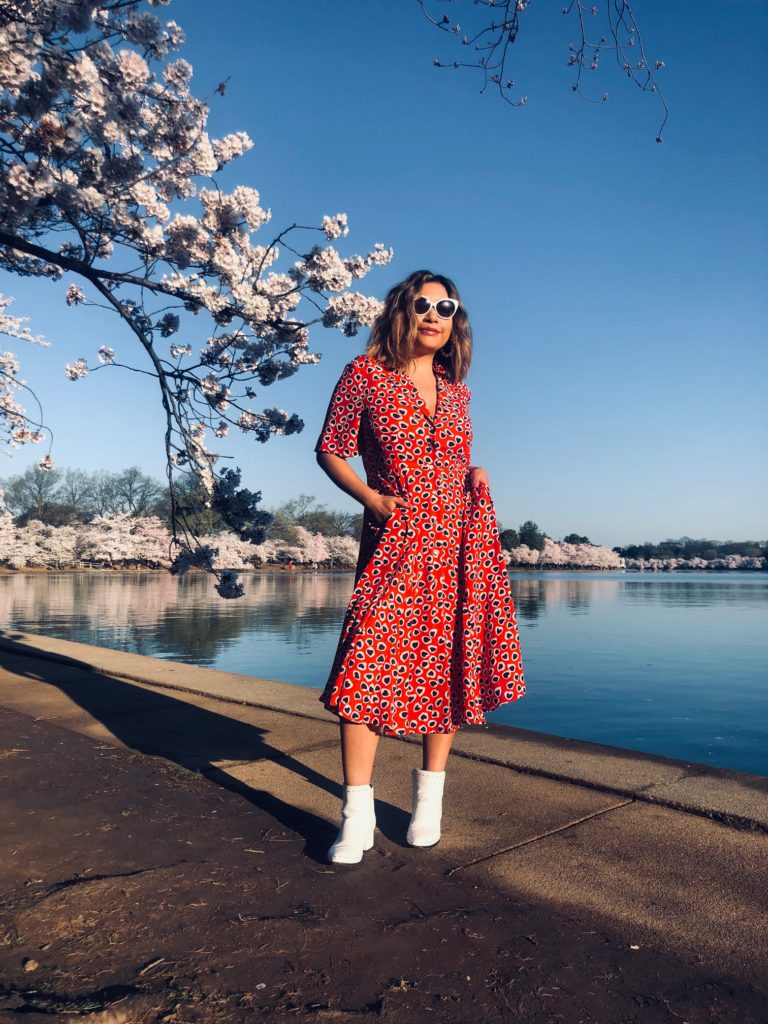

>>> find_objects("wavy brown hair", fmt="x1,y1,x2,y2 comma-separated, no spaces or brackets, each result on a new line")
365,270,472,383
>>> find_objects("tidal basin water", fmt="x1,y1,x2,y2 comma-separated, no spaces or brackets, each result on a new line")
2,570,766,776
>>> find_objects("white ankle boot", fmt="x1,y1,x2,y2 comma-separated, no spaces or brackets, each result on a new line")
328,784,376,864
407,768,445,847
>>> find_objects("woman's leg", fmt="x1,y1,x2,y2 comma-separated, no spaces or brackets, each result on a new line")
422,731,455,771
328,720,380,864
340,720,381,785
407,731,454,846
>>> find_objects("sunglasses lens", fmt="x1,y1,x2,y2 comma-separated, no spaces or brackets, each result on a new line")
436,300,457,318
414,297,431,315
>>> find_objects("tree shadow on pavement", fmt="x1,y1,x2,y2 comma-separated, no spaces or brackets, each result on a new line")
0,636,410,862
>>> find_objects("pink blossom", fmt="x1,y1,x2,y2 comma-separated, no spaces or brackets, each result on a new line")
64,358,89,381
322,213,350,241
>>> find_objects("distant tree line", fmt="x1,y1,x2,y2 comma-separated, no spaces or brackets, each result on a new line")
613,537,768,561
0,471,562,551
2,468,763,565
0,466,366,541
0,465,166,526
498,522,592,552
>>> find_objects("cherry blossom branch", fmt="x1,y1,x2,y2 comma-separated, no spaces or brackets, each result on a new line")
420,0,668,139
0,0,393,596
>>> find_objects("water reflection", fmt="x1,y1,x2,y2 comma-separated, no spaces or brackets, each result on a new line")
1,570,766,775
2,571,766,655
620,577,768,608
511,575,612,622
508,572,768,623
0,571,358,666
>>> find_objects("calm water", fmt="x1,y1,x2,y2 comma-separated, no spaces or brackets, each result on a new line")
1,571,766,776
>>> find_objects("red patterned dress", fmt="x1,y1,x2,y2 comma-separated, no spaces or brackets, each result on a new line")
314,353,525,735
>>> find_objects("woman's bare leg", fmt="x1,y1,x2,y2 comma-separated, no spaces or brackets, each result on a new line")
422,732,455,771
340,720,381,785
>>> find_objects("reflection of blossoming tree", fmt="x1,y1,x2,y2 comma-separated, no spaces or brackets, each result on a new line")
421,0,668,140
0,0,392,597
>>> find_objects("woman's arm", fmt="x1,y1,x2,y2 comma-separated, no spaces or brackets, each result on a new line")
316,451,409,524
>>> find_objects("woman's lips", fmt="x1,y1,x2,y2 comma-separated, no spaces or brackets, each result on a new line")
419,327,440,335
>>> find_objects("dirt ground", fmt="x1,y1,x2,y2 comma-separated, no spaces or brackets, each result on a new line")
1,707,766,1024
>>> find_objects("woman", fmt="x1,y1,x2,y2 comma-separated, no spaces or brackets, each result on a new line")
315,270,525,864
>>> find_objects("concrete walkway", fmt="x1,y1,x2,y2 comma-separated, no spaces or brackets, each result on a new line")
1,628,767,989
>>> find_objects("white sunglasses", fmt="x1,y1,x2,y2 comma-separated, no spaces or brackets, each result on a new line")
413,295,460,319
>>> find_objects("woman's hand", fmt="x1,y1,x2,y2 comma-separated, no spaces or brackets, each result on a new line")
468,465,490,493
366,491,410,526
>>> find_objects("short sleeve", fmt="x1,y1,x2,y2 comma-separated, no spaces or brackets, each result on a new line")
314,358,366,459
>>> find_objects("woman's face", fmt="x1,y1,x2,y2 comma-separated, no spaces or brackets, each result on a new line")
413,280,453,356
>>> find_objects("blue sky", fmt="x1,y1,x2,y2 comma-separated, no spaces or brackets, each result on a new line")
3,0,766,548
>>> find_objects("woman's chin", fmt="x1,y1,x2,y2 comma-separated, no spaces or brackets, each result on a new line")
415,335,447,354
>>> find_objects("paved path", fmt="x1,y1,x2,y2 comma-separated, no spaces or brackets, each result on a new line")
1,629,767,1021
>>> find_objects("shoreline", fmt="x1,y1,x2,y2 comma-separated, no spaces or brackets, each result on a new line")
1,564,765,575
2,628,766,823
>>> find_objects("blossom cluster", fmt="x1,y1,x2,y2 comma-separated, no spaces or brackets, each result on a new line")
0,295,49,452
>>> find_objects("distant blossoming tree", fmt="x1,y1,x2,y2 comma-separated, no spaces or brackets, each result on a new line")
0,514,761,572
20,519,78,568
506,543,540,566
539,537,569,567
292,525,331,565
207,530,260,571
0,0,392,596
78,511,144,566
503,537,624,569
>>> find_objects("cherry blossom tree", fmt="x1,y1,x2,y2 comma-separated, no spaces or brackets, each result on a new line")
539,536,569,567
421,0,668,140
505,543,540,566
503,536,624,569
17,519,78,568
324,534,361,569
292,526,331,566
77,511,140,566
0,294,50,451
127,513,172,567
207,530,260,571
0,510,18,566
0,0,392,597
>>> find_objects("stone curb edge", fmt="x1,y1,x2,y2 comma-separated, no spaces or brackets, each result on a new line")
1,630,766,834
